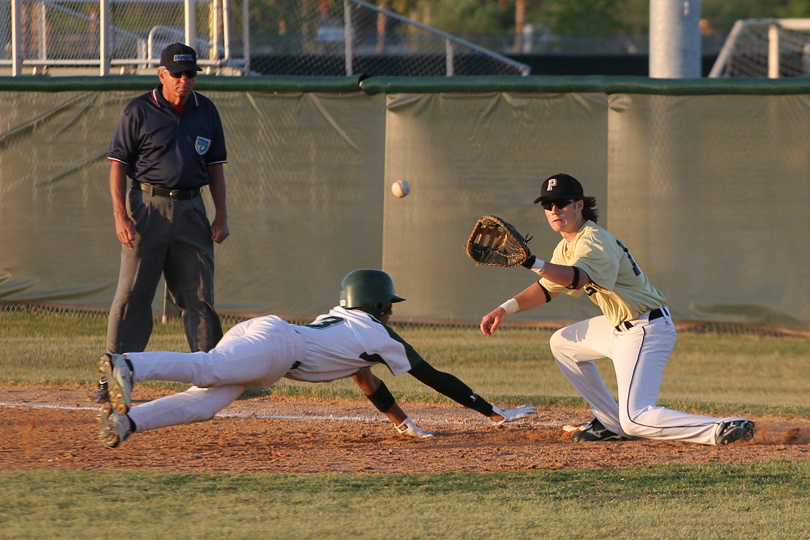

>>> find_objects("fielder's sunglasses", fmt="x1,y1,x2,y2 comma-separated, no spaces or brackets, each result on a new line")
540,198,573,211
168,70,197,79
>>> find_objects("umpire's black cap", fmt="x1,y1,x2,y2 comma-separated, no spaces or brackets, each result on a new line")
534,173,584,204
160,43,202,73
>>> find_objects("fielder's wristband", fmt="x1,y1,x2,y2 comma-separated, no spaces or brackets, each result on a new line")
499,298,519,315
530,258,546,272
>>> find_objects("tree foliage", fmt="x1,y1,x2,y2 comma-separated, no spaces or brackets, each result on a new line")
245,0,810,41
701,0,810,33
412,0,514,34
534,0,625,35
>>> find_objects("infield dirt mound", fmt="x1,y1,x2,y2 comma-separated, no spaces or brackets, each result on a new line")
2,385,809,474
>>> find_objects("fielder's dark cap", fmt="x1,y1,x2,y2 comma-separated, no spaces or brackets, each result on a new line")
533,173,585,204
160,43,202,73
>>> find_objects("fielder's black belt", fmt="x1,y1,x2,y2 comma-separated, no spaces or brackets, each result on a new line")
132,180,202,200
615,307,669,332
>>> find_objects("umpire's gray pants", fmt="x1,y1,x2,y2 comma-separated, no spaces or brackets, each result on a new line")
106,187,222,354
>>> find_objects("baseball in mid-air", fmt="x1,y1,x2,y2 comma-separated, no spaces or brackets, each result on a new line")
391,180,411,198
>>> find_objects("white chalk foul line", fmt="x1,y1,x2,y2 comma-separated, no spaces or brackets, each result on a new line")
0,401,560,428
0,401,392,422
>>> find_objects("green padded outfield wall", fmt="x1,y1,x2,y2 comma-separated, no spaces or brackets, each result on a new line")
1,76,808,327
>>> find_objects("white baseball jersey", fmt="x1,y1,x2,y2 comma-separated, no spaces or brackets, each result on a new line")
286,306,423,383
125,307,425,432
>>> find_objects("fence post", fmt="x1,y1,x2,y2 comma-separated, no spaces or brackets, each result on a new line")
212,0,221,61
344,0,353,76
223,0,231,61
185,0,196,48
445,39,454,76
376,6,385,54
99,0,110,75
11,0,21,75
768,24,780,78
38,2,47,64
242,0,249,71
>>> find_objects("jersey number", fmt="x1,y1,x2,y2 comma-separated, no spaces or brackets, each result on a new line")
615,239,641,276
306,316,345,329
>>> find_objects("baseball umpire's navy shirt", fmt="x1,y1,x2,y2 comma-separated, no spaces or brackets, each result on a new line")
108,85,227,190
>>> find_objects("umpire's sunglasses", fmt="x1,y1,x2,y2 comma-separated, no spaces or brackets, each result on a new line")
168,70,197,79
540,198,573,211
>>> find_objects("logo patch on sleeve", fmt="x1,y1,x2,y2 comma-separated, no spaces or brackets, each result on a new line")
195,136,211,155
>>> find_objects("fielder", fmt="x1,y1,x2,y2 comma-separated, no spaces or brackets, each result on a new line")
96,269,536,448
476,173,754,446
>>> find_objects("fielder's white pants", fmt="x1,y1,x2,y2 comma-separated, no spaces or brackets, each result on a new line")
550,311,742,445
125,316,306,433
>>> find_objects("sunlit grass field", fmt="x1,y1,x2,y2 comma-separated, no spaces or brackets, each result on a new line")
1,463,809,539
2,306,810,539
3,307,810,416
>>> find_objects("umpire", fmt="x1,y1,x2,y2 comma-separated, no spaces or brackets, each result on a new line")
99,43,229,400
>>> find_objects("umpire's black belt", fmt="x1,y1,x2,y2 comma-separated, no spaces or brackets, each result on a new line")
615,307,669,332
132,180,202,200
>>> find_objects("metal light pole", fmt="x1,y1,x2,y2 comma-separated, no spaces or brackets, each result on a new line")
650,0,702,78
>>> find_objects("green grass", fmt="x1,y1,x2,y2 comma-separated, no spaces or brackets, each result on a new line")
3,308,810,417
1,462,809,539
2,307,810,539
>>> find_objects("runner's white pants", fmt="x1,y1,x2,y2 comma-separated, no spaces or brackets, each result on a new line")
549,311,742,445
124,316,306,432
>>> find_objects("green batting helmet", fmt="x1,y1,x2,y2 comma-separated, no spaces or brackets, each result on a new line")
339,269,405,318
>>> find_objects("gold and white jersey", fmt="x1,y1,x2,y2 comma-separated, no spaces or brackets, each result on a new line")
540,220,666,326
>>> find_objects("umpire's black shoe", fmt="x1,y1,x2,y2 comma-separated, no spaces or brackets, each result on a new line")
715,419,755,445
570,418,627,443
91,377,109,404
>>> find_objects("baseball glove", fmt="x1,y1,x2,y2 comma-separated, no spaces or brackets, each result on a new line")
465,215,533,268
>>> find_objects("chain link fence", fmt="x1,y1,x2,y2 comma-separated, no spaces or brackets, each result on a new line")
1,0,234,74
249,0,528,76
6,0,101,61
1,0,527,76
709,19,810,78
6,0,750,78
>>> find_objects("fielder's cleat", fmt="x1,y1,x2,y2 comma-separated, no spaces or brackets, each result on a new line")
91,376,110,403
97,353,133,414
570,417,627,443
96,402,132,448
715,419,755,445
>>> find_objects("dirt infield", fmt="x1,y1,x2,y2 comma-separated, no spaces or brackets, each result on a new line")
2,385,809,474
